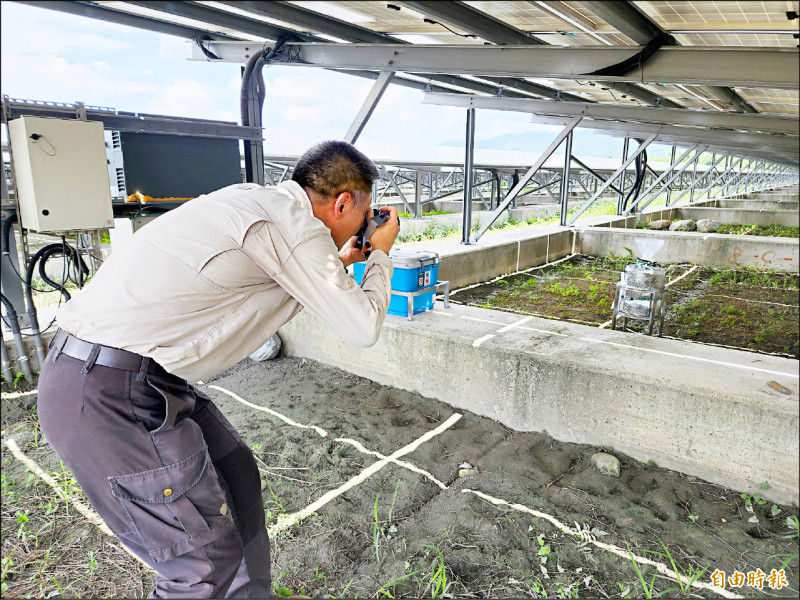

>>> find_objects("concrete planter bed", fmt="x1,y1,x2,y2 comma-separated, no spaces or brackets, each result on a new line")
448,254,799,359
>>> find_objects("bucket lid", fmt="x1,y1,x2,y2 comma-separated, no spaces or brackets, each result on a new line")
389,249,439,269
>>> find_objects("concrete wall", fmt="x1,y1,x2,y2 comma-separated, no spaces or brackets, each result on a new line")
575,227,799,270
675,207,799,227
715,199,800,212
429,228,574,289
279,304,799,505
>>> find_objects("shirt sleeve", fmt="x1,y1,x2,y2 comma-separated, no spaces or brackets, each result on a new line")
242,224,393,347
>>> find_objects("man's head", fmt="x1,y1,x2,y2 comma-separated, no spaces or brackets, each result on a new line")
292,141,379,248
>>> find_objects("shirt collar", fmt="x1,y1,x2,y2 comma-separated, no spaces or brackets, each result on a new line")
277,180,313,214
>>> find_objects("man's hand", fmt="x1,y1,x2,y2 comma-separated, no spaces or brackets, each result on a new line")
339,236,365,268
366,207,400,256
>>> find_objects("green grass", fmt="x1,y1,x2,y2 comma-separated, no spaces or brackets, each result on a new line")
398,210,456,217
716,223,799,238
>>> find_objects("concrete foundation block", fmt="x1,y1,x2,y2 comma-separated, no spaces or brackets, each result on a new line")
279,304,799,505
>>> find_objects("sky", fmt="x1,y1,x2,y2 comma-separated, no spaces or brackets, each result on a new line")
0,1,641,162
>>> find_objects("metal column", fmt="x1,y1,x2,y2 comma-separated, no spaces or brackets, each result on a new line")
689,150,700,203
414,169,423,218
617,137,629,215
665,145,676,205
462,107,476,245
559,132,573,226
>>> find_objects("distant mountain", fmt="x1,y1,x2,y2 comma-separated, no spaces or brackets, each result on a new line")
440,129,673,159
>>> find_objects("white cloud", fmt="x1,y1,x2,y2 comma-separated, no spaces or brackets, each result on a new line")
145,79,228,119
0,3,133,55
1,54,161,105
158,35,192,60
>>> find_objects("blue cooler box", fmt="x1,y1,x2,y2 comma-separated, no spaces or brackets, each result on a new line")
354,249,440,317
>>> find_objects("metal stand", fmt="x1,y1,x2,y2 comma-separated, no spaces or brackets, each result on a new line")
611,283,666,336
391,280,450,321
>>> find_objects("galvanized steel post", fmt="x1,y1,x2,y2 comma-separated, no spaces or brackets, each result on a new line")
462,107,476,245
559,131,573,226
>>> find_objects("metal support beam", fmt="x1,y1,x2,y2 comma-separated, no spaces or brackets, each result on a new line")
569,156,624,195
421,93,800,136
472,116,582,242
0,98,263,140
344,71,394,144
414,170,424,218
20,0,233,41
617,137,630,214
569,135,657,224
671,152,726,205
626,144,703,213
666,145,676,205
559,132,573,227
462,108,476,245
695,155,743,201
397,1,538,46
690,150,700,203
202,43,800,90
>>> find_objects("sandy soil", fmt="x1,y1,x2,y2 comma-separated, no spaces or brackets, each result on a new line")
2,356,798,599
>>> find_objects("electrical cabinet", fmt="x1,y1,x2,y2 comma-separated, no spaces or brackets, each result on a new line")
8,116,113,232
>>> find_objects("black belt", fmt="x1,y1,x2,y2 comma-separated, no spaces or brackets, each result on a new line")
51,329,166,375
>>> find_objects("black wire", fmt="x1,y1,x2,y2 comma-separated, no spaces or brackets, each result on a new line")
195,36,221,60
423,18,477,38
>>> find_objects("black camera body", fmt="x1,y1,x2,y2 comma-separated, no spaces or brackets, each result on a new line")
355,209,400,257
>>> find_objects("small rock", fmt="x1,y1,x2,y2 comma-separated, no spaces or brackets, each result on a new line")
647,219,671,230
591,452,620,477
669,219,697,232
696,219,721,233
458,462,478,477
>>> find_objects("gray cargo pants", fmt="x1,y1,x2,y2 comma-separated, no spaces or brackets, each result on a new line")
37,332,272,598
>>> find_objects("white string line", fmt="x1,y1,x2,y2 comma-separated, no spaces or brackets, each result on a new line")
473,316,536,347
462,488,743,600
496,315,534,333
208,385,328,437
579,338,798,379
1,389,39,399
664,265,700,289
335,437,448,490
3,438,154,572
432,279,795,378
472,334,495,348
269,413,462,536
209,384,448,489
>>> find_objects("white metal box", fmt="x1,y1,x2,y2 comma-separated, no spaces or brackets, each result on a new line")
8,116,113,232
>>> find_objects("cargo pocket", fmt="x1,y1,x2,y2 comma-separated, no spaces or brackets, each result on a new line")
108,447,234,563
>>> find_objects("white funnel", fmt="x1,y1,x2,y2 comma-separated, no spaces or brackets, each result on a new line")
635,238,664,262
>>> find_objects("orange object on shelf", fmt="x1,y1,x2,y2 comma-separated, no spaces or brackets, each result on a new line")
125,192,194,203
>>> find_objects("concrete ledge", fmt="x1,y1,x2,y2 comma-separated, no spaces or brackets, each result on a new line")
399,226,575,288
713,199,800,212
674,207,799,227
577,227,799,270
279,304,799,505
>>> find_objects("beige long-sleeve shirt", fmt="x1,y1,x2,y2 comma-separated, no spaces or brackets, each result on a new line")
57,180,393,381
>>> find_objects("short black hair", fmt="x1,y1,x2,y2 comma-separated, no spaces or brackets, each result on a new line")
292,140,379,201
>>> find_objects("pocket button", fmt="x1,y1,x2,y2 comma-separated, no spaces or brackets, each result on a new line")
163,488,173,497
220,503,228,516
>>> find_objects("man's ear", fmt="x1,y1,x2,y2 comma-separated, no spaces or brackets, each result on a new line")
334,192,352,215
